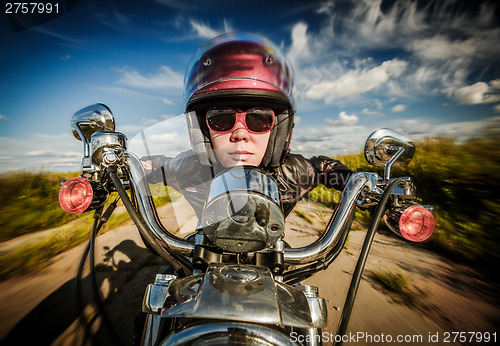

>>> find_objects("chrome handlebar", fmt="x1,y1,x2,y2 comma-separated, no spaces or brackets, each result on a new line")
283,172,378,264
126,153,195,256
125,154,384,265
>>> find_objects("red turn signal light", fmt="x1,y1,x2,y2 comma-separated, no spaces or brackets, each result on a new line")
59,177,94,214
399,205,435,242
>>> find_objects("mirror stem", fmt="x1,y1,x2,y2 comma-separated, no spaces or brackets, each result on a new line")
384,146,404,180
75,123,92,169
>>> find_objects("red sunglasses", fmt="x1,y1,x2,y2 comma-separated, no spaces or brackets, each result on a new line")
206,107,275,134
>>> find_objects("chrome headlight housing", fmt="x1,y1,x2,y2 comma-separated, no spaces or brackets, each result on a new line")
201,167,284,253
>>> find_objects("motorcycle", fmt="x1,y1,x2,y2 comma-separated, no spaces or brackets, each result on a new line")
59,103,435,345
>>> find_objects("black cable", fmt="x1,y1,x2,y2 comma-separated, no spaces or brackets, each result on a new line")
76,197,122,345
76,212,99,345
334,178,403,346
89,206,126,346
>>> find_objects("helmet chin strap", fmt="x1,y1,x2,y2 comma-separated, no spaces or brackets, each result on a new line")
261,109,293,169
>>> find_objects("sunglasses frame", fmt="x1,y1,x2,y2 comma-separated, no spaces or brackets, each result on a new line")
206,107,276,134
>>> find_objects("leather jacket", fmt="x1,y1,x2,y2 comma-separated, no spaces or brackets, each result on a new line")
145,150,352,219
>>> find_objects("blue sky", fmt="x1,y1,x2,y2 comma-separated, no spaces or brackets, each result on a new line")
0,0,499,173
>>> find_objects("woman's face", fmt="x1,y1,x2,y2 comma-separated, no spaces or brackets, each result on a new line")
209,113,271,168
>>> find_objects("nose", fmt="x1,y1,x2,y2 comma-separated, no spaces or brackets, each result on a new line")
230,121,249,142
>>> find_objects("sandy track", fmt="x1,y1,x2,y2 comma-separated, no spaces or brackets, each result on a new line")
0,200,498,345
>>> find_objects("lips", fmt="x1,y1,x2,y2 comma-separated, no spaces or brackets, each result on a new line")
229,150,253,161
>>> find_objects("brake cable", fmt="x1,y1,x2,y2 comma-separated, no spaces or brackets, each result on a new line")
334,177,403,346
76,196,125,346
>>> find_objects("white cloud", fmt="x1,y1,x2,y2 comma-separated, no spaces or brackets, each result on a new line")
33,27,82,46
398,117,497,140
94,85,142,96
125,115,191,156
410,36,478,61
326,111,359,127
118,66,183,90
362,108,378,115
491,80,500,89
290,0,500,110
189,18,233,39
430,120,490,139
0,134,83,173
449,81,500,105
0,114,7,121
304,59,407,104
287,22,311,67
291,125,370,158
291,116,498,159
399,119,432,135
95,10,137,33
25,150,81,158
494,104,500,113
392,104,406,113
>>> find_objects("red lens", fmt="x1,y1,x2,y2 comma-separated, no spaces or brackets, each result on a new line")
245,108,274,132
59,178,93,214
206,108,274,133
399,205,435,242
207,108,236,132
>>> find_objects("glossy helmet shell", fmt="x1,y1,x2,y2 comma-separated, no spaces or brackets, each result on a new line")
184,32,295,169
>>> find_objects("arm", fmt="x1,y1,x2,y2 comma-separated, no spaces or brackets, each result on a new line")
275,153,352,216
141,155,168,185
309,155,353,191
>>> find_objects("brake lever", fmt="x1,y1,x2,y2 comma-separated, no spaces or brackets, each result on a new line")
357,176,415,208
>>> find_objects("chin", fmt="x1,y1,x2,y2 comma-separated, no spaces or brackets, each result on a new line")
221,158,260,168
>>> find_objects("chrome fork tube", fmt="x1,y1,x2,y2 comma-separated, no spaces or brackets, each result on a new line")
283,173,374,264
126,153,195,256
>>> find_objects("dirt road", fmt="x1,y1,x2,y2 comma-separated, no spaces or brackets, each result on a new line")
0,200,498,345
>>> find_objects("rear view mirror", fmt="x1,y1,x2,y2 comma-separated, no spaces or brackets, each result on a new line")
71,104,115,172
364,128,415,179
71,103,115,142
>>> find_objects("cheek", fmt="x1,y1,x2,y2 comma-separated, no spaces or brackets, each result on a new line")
209,132,229,150
255,133,271,151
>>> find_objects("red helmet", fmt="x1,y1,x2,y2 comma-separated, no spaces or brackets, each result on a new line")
184,32,295,169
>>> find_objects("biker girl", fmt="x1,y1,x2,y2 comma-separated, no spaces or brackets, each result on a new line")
143,32,353,219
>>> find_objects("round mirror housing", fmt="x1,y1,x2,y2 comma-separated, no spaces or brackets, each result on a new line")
364,128,415,168
71,103,115,142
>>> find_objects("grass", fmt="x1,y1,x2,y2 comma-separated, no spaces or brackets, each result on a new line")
0,171,81,241
309,184,372,228
371,269,409,293
0,172,175,243
294,207,314,224
370,269,415,304
0,172,177,281
0,204,133,280
310,133,500,268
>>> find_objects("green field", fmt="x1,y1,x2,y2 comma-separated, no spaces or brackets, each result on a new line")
336,133,500,267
